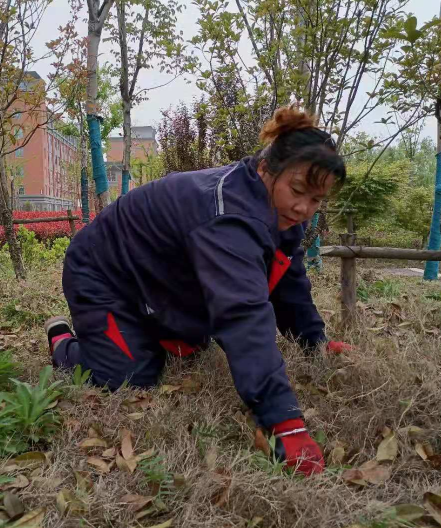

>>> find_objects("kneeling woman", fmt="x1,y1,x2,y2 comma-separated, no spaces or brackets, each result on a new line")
45,107,349,476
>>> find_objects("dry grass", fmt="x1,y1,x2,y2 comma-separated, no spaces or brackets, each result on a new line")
1,260,441,528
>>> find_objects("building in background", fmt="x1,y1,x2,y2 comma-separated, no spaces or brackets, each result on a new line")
7,72,80,211
106,126,158,191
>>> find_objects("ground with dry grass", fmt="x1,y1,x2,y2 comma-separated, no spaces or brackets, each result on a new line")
1,259,441,528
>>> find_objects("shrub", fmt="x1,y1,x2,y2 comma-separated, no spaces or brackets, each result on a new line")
0,210,95,244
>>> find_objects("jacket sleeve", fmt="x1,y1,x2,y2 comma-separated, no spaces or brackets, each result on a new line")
271,244,327,350
186,215,302,428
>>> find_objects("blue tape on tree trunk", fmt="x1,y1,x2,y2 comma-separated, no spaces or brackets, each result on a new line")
87,114,108,196
424,152,441,280
121,169,131,195
81,167,89,224
306,212,322,271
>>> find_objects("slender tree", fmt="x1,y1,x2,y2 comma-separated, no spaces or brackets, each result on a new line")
85,0,114,211
110,0,188,195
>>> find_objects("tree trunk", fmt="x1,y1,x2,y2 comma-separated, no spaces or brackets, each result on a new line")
80,121,90,224
86,3,110,211
424,98,441,280
121,97,131,195
0,157,26,279
117,0,131,196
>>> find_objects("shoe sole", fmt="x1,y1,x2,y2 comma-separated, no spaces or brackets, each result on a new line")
44,315,71,335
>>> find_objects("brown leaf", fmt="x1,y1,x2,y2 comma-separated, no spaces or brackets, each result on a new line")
303,408,318,420
254,428,271,457
102,447,116,459
65,419,82,432
116,453,137,474
399,425,426,439
329,445,345,465
173,474,186,488
158,385,181,395
376,432,398,462
127,412,145,420
31,476,64,489
8,507,46,527
121,429,134,460
360,462,391,484
79,437,108,450
386,504,425,522
4,475,30,490
56,488,87,516
428,455,441,469
204,446,218,471
121,494,154,512
73,470,94,493
135,448,155,462
342,468,368,486
87,457,110,473
424,492,441,526
415,442,430,461
122,393,152,412
181,376,202,394
14,452,46,468
3,492,25,520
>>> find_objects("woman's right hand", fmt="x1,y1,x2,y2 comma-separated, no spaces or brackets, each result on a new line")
271,418,324,476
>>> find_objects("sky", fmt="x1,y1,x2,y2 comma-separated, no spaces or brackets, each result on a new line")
32,0,440,140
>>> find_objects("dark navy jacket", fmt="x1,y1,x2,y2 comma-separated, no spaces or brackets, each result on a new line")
65,157,326,427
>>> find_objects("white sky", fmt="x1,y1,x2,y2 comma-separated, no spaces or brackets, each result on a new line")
33,0,440,140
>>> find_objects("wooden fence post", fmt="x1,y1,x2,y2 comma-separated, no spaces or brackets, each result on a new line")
339,233,357,325
67,209,77,236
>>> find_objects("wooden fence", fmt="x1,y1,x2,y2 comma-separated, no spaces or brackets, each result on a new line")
13,209,79,236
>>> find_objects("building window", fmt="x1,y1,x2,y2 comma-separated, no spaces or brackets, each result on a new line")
15,126,23,139
15,166,24,178
15,148,24,158
108,170,118,183
18,186,25,195
13,112,22,120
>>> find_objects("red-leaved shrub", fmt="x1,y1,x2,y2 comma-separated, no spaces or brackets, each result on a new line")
0,210,96,244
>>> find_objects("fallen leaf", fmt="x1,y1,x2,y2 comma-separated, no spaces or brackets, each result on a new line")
342,468,368,486
254,428,270,457
399,425,426,438
121,429,134,460
247,518,264,528
31,476,64,489
4,475,30,490
73,470,94,493
428,455,441,469
158,385,181,395
204,446,218,470
181,376,202,394
8,507,46,527
65,419,82,432
127,412,145,420
122,393,152,412
385,504,425,522
416,442,430,461
121,494,154,512
303,408,318,420
146,519,174,528
56,488,87,516
376,432,398,462
424,492,441,526
173,474,186,488
329,445,345,465
3,492,24,520
79,437,108,449
102,447,116,459
360,462,391,484
87,457,110,473
14,452,46,468
135,448,155,462
381,426,392,438
116,452,137,474
58,399,74,411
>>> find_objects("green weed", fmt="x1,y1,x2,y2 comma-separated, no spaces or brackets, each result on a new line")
139,454,174,500
357,279,401,302
0,350,20,390
71,364,91,387
0,365,63,454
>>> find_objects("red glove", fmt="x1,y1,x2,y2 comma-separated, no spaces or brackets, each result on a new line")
326,341,353,354
271,419,324,476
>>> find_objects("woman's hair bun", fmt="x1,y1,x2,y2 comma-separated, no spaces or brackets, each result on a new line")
259,106,318,145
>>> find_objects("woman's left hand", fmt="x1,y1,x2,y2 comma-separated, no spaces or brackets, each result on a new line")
326,341,353,354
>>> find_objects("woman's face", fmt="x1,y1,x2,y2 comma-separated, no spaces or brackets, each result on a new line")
258,162,335,231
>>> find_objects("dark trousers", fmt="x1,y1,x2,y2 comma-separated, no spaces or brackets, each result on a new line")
53,306,167,390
